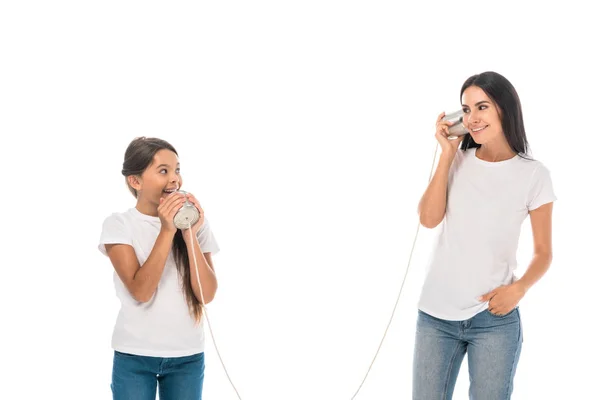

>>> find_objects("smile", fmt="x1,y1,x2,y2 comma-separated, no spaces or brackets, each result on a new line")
471,125,488,134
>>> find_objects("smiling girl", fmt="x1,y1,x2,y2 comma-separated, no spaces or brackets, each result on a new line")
98,137,219,400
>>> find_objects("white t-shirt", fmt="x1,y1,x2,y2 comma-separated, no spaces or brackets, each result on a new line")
418,147,556,321
98,207,220,357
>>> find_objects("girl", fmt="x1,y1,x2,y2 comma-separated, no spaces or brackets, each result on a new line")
413,72,556,399
98,137,220,400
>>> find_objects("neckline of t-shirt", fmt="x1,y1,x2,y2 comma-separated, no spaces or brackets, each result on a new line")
130,207,161,222
469,147,519,167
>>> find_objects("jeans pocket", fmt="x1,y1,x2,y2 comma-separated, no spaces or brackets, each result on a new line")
487,306,518,318
114,351,139,358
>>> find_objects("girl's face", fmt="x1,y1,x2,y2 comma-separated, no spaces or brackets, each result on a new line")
134,149,183,206
461,85,504,145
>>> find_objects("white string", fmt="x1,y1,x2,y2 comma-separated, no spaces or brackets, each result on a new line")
188,224,243,399
184,141,441,400
349,142,440,399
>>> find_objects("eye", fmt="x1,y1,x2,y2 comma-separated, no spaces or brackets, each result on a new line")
478,105,488,111
160,168,168,174
462,108,470,113
176,168,181,174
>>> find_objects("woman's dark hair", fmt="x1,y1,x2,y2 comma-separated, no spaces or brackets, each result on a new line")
121,137,203,324
459,71,531,158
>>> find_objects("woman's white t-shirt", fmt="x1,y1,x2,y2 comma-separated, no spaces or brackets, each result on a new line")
98,207,220,357
418,147,556,321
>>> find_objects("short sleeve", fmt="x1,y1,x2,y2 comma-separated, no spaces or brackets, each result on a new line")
98,213,133,256
527,164,557,211
196,217,220,255
447,148,466,188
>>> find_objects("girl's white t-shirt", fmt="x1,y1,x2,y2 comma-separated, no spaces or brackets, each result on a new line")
418,147,556,321
99,207,220,357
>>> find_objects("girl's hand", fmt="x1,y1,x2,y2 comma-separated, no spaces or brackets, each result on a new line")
181,192,205,240
158,192,187,233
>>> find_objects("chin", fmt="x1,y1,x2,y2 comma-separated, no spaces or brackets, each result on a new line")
470,132,494,145
468,134,483,144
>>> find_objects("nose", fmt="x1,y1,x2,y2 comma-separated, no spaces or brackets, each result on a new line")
466,110,480,126
169,172,180,186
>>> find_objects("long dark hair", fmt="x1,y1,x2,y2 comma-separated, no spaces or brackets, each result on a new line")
459,71,531,158
121,137,203,323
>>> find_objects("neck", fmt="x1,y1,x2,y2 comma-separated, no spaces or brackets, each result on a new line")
476,138,516,162
136,198,159,217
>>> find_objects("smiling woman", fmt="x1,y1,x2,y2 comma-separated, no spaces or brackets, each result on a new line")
414,71,556,400
458,72,531,162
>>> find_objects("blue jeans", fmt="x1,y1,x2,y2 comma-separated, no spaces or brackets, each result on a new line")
413,308,523,400
111,351,205,400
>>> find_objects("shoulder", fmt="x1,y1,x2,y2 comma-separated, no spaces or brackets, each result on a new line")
456,147,475,164
514,155,552,180
449,147,471,172
102,210,128,225
101,209,137,232
196,216,214,237
99,210,136,255
195,217,220,254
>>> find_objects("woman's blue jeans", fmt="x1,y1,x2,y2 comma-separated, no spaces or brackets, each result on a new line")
413,308,523,399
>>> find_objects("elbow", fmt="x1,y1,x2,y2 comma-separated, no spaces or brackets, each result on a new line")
202,284,218,305
417,203,444,229
419,213,442,229
537,250,553,265
132,289,154,303
204,287,218,305
200,293,216,305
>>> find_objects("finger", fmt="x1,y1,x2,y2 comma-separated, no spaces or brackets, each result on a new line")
186,193,200,206
435,132,450,142
158,193,182,213
489,307,501,315
186,194,203,211
479,292,492,302
166,197,187,218
165,192,186,209
436,112,445,122
159,192,178,210
191,198,203,212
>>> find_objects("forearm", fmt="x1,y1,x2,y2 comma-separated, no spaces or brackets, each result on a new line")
185,234,218,304
133,229,175,302
516,252,553,292
418,154,453,228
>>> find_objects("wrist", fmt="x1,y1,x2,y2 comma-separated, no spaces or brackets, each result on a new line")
438,153,454,168
160,226,177,238
182,229,197,243
514,279,530,294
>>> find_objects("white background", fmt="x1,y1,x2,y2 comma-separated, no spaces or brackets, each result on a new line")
2,1,599,399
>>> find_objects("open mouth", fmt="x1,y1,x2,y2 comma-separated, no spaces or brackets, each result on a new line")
163,188,178,195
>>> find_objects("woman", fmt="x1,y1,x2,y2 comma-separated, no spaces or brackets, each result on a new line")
413,71,555,399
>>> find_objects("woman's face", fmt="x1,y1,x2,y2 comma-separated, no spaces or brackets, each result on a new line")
461,85,504,145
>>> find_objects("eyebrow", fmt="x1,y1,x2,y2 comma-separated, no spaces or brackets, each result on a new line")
462,101,491,107
156,163,180,169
